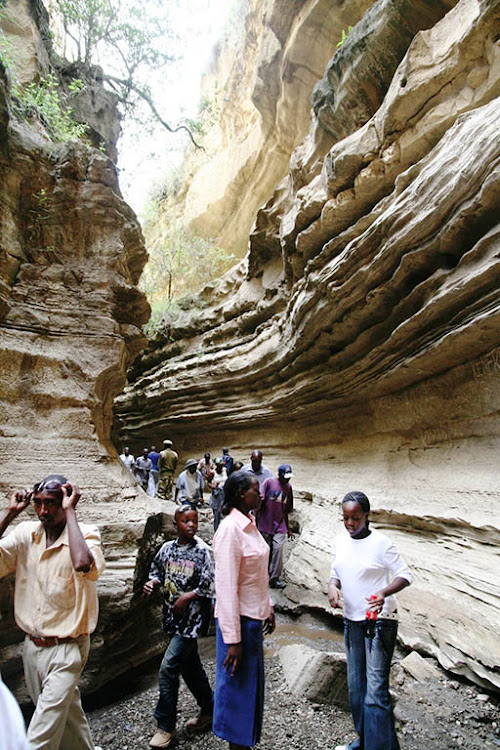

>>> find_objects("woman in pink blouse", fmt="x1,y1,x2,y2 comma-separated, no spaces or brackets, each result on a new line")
212,470,275,750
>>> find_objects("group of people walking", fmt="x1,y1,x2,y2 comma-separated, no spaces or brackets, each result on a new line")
0,463,411,750
119,441,177,499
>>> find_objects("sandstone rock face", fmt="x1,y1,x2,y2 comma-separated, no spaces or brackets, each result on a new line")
176,0,374,257
0,0,158,701
116,0,500,691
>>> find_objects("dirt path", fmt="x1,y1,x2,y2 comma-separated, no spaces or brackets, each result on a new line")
87,613,499,750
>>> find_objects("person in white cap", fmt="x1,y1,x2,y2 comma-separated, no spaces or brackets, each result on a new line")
157,440,178,501
256,464,294,588
174,460,204,508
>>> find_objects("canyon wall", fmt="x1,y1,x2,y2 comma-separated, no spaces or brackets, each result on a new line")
176,0,374,257
0,0,168,701
116,0,500,691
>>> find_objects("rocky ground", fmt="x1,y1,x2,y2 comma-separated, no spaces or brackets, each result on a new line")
87,612,500,750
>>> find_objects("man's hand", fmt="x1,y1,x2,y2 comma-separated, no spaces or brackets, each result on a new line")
223,643,242,676
61,483,81,511
143,579,160,597
8,488,32,517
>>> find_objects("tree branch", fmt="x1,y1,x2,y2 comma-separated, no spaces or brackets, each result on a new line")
104,73,205,150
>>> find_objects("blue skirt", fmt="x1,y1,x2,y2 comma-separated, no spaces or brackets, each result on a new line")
213,617,265,747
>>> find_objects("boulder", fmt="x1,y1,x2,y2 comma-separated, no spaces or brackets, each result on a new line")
279,644,349,709
400,651,441,682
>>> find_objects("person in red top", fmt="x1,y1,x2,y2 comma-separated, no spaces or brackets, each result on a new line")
257,464,294,589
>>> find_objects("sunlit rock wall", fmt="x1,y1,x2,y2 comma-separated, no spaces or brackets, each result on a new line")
175,0,374,257
116,0,500,691
0,0,158,701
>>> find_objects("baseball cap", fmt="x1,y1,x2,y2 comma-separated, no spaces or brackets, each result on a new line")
278,464,293,479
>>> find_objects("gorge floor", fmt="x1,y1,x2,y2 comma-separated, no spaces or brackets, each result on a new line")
87,613,499,750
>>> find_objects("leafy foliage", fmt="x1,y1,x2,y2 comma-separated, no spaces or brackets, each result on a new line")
141,197,235,336
13,72,88,141
337,26,353,48
50,0,201,146
0,13,88,144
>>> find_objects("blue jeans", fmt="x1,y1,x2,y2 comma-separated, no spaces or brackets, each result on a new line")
154,634,213,732
344,619,400,750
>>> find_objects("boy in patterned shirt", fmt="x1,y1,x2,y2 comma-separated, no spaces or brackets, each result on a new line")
144,505,214,748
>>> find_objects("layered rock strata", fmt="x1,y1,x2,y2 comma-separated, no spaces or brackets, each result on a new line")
176,0,375,257
0,0,161,701
116,0,500,690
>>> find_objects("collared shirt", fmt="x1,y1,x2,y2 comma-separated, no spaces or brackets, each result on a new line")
258,477,293,535
0,521,105,638
158,448,178,475
242,463,273,488
149,537,214,638
213,508,270,643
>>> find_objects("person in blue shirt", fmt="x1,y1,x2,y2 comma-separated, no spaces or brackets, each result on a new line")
148,445,160,497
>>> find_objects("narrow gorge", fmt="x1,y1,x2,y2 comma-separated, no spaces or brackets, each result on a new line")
0,0,498,709
115,0,500,692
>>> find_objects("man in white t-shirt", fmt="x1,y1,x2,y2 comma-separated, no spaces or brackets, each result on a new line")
119,446,135,472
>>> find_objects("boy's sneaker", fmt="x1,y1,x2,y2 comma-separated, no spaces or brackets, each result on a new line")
185,711,213,733
149,729,177,748
270,579,286,589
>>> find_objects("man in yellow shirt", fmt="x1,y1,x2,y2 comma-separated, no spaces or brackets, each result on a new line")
0,474,105,750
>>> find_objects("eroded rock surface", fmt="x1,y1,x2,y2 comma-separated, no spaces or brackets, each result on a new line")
116,0,500,690
0,0,160,701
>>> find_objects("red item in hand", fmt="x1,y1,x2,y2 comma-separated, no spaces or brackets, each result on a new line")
365,595,378,638
366,594,378,620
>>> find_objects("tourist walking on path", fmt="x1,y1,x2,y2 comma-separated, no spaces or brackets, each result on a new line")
212,470,275,750
148,445,160,497
208,458,227,531
119,446,135,472
221,447,234,476
0,475,105,750
135,448,153,492
174,459,204,508
329,491,412,750
157,440,178,501
257,463,294,589
242,450,273,488
197,453,215,493
144,505,214,749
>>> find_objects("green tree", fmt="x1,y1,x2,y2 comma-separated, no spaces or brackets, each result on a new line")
49,0,202,145
141,197,235,335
